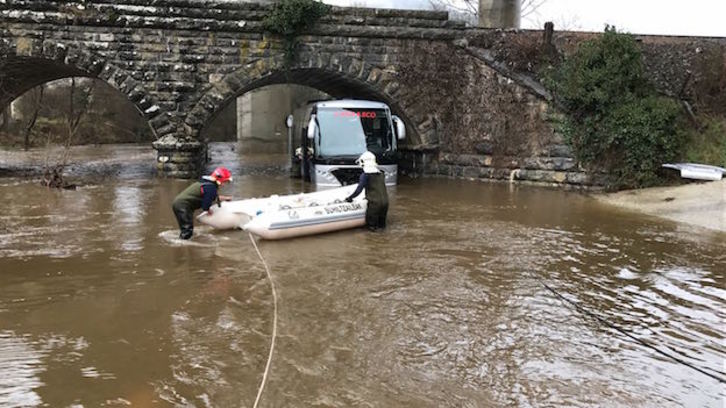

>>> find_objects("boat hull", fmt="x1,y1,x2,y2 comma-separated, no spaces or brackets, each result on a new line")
662,163,725,181
197,185,367,239
244,201,366,240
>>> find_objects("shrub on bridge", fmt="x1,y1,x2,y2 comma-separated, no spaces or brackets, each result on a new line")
263,0,332,65
547,27,688,188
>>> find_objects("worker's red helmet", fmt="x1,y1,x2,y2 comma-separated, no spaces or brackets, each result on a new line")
211,166,232,183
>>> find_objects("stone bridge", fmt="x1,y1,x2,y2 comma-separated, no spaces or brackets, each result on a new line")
2,0,723,185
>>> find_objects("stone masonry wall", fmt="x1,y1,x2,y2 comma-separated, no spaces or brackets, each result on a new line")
1,0,723,185
405,28,725,187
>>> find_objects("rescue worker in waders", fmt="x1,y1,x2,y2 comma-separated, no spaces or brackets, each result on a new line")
345,151,389,231
172,166,233,240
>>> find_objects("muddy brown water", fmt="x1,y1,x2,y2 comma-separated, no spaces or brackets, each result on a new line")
0,143,724,407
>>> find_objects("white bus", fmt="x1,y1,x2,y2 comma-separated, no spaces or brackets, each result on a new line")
288,99,406,187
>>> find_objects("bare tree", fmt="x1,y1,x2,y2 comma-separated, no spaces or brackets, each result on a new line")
428,0,583,32
21,85,44,150
428,0,547,20
0,57,6,93
64,77,94,147
0,106,8,136
428,0,475,15
526,13,582,31
520,0,548,19
42,77,93,189
0,59,8,136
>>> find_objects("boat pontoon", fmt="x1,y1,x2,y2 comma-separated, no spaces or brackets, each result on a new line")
197,185,366,240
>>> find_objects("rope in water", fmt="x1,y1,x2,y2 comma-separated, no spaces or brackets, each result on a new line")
249,233,279,408
540,280,726,384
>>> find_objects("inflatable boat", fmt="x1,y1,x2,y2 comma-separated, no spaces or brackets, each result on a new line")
662,163,726,181
197,185,366,240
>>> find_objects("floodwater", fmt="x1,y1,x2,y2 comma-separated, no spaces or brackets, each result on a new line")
0,143,724,407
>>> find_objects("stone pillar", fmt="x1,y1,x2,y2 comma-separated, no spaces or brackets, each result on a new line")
152,135,206,178
236,87,288,153
236,92,253,142
236,84,327,153
478,0,521,28
10,98,23,121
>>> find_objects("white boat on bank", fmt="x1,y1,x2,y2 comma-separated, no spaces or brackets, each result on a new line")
662,163,726,181
197,185,366,240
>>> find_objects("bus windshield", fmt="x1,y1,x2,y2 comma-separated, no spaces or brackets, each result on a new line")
316,108,392,157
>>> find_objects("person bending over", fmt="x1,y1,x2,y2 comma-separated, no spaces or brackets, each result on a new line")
172,166,233,239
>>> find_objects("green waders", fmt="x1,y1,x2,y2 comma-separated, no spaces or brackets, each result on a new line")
365,172,389,230
172,181,205,239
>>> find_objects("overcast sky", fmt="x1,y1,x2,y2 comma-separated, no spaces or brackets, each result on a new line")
323,0,726,37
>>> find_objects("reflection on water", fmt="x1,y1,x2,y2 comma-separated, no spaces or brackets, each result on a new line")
0,143,724,407
113,185,145,252
0,332,45,407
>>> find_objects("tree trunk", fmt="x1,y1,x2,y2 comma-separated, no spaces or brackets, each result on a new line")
0,107,8,134
64,77,94,149
22,86,44,150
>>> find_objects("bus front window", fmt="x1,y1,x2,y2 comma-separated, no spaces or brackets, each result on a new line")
316,108,391,157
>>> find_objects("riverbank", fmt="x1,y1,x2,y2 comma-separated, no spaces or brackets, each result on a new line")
594,179,726,233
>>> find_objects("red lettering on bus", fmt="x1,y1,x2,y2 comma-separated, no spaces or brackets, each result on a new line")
333,111,377,118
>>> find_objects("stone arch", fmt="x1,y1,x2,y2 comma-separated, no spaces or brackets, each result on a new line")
0,40,171,138
185,54,429,147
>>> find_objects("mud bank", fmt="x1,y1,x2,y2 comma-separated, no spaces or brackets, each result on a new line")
594,180,726,233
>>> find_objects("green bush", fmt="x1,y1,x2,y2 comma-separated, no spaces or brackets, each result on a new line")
263,0,331,65
550,28,648,118
685,117,726,167
605,97,686,186
548,27,689,188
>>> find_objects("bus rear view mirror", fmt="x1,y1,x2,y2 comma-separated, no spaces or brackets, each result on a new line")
392,115,406,141
307,115,317,140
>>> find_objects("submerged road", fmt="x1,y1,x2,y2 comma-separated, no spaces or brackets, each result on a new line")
0,143,723,407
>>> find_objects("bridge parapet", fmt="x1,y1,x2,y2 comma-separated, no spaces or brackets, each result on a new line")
0,1,463,34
